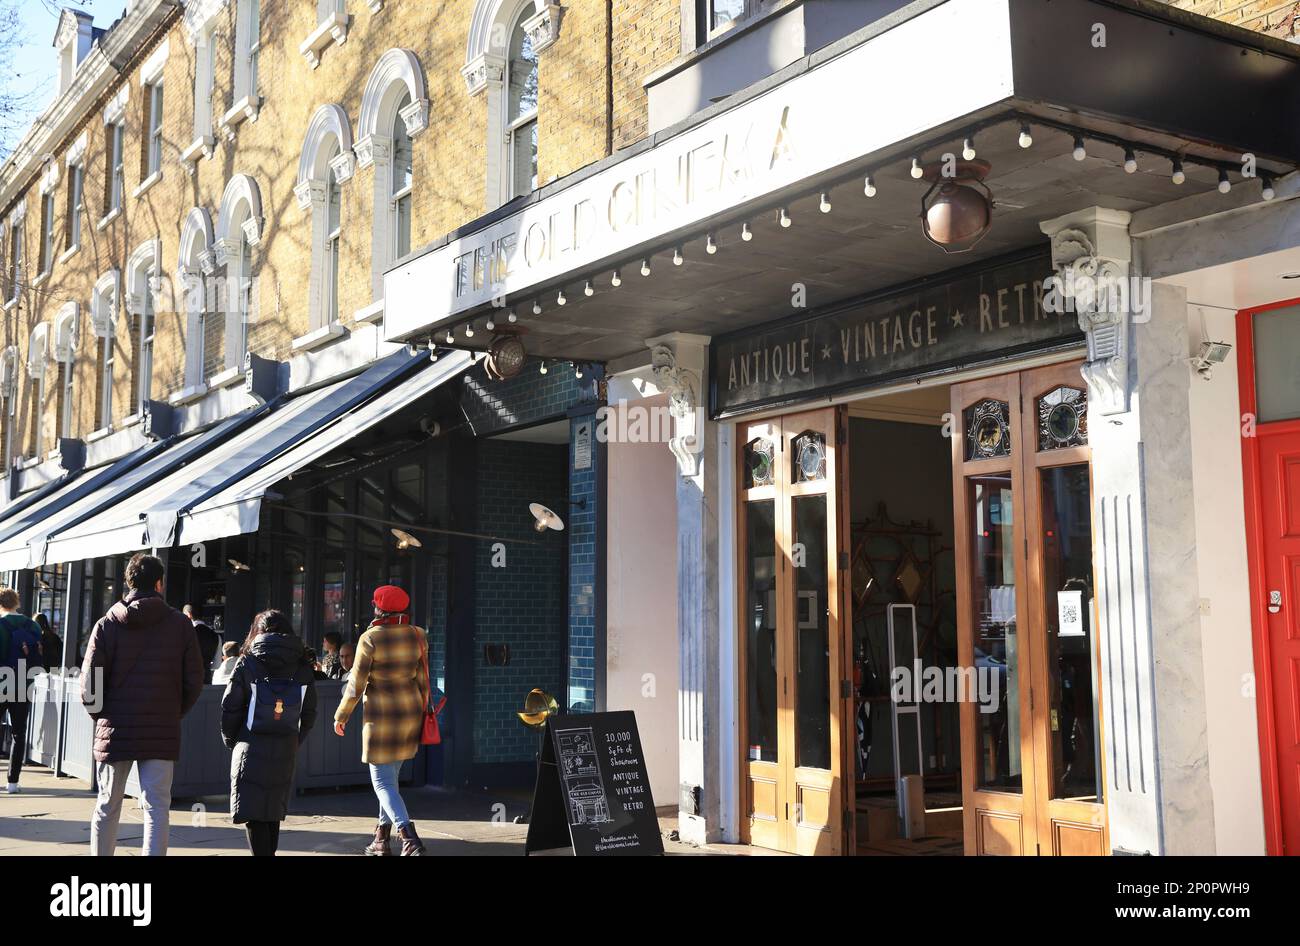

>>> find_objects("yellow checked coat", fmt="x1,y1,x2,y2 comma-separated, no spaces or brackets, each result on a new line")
334,623,429,765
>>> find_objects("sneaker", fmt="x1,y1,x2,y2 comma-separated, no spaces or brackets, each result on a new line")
5,783,18,794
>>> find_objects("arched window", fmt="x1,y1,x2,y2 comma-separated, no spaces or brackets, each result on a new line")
0,346,17,467
126,239,160,416
355,49,428,306
177,207,214,396
25,323,49,458
296,104,354,335
463,1,560,209
90,270,119,431
214,175,263,380
505,8,538,200
53,302,78,441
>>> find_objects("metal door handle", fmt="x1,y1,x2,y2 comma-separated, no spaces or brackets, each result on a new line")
1269,590,1282,614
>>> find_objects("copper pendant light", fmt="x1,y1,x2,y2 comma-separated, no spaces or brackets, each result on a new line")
919,158,994,254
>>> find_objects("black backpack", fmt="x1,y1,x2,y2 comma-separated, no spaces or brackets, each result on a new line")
242,655,305,736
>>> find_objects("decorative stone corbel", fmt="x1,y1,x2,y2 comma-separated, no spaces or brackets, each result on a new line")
523,3,565,55
294,178,327,212
398,97,429,138
647,333,709,478
1040,207,1135,416
461,52,505,96
329,148,356,184
353,134,390,172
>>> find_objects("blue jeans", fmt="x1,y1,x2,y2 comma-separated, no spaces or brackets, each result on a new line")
369,762,410,828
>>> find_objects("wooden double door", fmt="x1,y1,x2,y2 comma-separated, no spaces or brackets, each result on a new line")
950,362,1107,855
737,407,851,855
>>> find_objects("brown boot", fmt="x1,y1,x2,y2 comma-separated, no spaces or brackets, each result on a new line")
363,822,392,856
397,822,426,856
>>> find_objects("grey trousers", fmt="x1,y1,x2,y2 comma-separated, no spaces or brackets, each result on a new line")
91,759,174,856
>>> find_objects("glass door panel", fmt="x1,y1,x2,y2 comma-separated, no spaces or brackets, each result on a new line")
1039,464,1101,803
745,499,778,764
792,493,830,771
969,475,1021,793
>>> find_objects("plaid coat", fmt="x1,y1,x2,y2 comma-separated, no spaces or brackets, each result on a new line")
335,623,429,765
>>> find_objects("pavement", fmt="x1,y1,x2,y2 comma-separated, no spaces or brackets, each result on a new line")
0,764,760,856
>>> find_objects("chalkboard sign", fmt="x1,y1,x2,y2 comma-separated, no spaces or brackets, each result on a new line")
524,710,664,856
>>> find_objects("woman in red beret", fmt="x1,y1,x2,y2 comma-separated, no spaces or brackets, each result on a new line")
334,584,429,856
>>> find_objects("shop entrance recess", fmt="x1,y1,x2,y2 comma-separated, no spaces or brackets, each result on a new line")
950,362,1107,856
737,407,852,855
1237,298,1300,857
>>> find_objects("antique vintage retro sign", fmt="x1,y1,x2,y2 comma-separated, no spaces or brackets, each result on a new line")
710,250,1085,416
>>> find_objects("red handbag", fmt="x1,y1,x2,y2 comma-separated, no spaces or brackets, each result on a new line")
418,640,446,745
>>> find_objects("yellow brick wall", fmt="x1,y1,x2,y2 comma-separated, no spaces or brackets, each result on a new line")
612,0,681,151
1159,0,1300,36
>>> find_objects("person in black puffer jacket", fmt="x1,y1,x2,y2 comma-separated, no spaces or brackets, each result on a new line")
219,610,318,856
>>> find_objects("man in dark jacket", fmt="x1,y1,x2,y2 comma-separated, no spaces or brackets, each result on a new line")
81,553,204,856
183,604,219,682
0,588,43,794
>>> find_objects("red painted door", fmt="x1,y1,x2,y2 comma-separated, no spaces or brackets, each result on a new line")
1255,430,1300,855
1239,298,1300,856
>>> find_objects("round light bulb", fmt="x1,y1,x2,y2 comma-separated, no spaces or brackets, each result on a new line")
584,280,594,296
910,157,924,180
539,362,548,375
1218,170,1231,194
532,300,542,315
557,290,566,305
1171,160,1185,185
1018,124,1032,148
575,364,583,379
1072,136,1086,161
1262,178,1275,201
445,329,454,344
741,222,753,241
508,310,518,323
962,137,976,161
464,324,474,338
706,233,717,254
864,175,876,198
819,192,832,213
485,318,495,331
1123,148,1137,174
673,247,684,266
779,207,791,228
611,269,621,287
641,258,651,276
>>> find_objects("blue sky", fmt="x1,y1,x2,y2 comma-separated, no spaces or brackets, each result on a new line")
5,1,106,150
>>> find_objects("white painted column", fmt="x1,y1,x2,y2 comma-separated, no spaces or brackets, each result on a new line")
1041,207,1216,854
646,332,725,844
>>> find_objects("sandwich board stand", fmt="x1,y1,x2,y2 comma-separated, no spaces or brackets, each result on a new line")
524,710,664,856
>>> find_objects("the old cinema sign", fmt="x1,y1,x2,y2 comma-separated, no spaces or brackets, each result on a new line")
710,251,1084,416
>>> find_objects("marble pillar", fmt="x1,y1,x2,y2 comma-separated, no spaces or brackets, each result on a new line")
1041,207,1216,854
647,332,724,844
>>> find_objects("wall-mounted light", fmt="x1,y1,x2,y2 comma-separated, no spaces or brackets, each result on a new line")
1189,340,1232,380
392,528,423,550
919,158,994,254
529,502,565,533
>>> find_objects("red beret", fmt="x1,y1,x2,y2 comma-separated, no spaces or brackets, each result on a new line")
372,585,410,613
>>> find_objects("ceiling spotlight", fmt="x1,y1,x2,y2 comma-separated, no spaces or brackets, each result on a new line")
673,246,684,265
819,192,832,213
1218,169,1231,194
485,317,495,331
741,221,753,241
532,300,542,315
1261,176,1275,201
1072,136,1087,161
584,279,594,296
1171,158,1186,185
228,559,251,573
529,502,565,533
962,137,977,161
910,156,925,179
539,361,548,375
391,528,423,550
1123,148,1138,174
464,323,474,338
557,289,567,305
1018,123,1032,148
706,233,718,254
610,269,622,287
864,174,877,197
778,207,792,228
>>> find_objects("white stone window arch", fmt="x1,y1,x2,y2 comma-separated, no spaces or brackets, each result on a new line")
463,1,562,209
25,322,50,458
176,207,214,400
355,49,429,306
213,174,263,383
53,301,78,441
296,104,355,339
0,345,17,467
125,238,161,415
90,270,119,432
